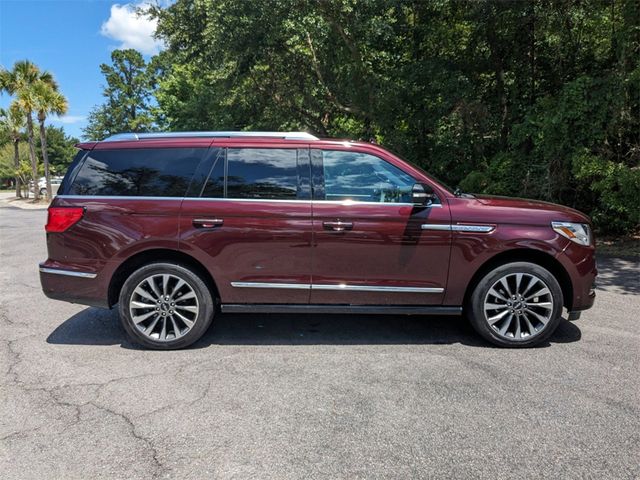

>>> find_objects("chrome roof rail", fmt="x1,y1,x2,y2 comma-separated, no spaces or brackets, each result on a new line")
102,131,319,142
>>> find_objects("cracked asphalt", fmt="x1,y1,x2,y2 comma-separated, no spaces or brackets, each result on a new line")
1,205,639,480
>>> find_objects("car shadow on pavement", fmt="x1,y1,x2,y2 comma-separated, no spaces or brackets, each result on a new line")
47,308,581,349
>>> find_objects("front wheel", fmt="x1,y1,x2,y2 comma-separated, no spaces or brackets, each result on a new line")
467,262,564,347
118,262,215,349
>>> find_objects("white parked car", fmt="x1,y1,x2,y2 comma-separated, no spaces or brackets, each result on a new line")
30,176,63,196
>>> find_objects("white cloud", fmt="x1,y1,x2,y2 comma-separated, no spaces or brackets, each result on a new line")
101,2,164,55
52,115,86,124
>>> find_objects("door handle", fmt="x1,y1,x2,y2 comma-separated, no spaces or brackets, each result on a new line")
193,218,224,229
323,221,353,232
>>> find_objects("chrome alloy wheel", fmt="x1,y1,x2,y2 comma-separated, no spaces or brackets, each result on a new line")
129,273,199,342
483,272,554,341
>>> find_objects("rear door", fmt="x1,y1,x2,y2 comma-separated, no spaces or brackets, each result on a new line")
310,147,452,305
179,145,313,304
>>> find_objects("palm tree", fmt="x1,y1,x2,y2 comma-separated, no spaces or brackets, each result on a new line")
0,61,56,201
34,81,68,199
0,104,26,197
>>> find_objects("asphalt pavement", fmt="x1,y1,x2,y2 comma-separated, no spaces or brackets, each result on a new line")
1,204,638,479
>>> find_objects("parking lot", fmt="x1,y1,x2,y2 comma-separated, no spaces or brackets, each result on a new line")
1,204,639,479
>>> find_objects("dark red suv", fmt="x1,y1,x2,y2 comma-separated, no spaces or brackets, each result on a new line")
40,132,596,349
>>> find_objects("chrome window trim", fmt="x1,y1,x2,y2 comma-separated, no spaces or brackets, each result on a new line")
57,195,442,207
57,195,186,201
231,281,443,293
39,267,97,279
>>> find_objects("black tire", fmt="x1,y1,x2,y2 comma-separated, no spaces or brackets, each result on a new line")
39,187,47,196
118,262,215,350
467,262,564,348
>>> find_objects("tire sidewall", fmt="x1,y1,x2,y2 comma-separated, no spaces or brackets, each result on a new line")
118,262,215,350
468,262,564,347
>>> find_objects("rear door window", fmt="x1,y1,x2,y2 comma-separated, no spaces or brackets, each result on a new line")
68,148,206,197
226,148,299,200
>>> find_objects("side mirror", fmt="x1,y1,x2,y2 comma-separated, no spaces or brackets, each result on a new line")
412,183,438,206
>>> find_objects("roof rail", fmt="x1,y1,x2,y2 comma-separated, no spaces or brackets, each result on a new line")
102,131,319,142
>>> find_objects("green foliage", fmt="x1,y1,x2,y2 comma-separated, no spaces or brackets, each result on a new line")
573,151,640,234
35,126,79,174
84,49,160,140
0,142,31,179
135,0,640,234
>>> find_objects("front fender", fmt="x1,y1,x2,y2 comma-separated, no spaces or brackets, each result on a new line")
443,223,570,306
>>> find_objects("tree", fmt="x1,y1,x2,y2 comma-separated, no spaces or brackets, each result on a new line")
0,103,25,197
84,49,159,140
36,126,79,175
148,0,639,234
0,60,57,201
34,80,68,199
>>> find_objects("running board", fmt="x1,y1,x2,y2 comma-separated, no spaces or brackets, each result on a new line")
220,304,462,315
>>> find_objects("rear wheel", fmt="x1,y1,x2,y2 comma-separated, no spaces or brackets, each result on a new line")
467,262,563,347
118,262,215,349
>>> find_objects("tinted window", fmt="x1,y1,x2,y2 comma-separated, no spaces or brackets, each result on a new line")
59,150,87,195
227,148,298,199
69,148,206,197
188,148,224,198
321,150,415,203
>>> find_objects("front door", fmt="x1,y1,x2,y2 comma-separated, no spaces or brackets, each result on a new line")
310,148,452,305
180,146,312,304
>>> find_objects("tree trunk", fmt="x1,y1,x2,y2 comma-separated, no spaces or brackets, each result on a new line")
38,118,52,200
25,113,40,201
13,137,22,198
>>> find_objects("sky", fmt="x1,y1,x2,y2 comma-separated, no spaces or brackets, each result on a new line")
0,0,164,140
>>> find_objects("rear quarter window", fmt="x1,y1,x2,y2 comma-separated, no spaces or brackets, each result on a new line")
68,148,206,197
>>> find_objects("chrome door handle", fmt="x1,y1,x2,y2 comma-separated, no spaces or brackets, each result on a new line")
193,218,223,229
323,221,353,232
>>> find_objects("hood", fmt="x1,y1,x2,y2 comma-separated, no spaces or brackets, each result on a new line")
451,194,591,226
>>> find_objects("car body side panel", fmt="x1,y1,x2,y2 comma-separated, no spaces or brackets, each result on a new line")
310,202,452,305
40,196,182,308
444,198,596,310
179,199,313,304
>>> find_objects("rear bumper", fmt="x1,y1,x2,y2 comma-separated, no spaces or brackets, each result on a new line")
39,262,110,308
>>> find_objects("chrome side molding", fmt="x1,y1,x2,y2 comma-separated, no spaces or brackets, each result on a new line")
39,267,97,279
421,224,495,233
231,282,443,293
311,284,443,293
231,282,311,290
420,224,451,231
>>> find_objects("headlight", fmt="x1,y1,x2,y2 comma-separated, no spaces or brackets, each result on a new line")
551,221,592,246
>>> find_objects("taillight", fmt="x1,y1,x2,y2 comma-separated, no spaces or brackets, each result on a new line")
46,207,84,233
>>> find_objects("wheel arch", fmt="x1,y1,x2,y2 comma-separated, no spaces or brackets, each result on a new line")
462,248,573,310
108,248,219,308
